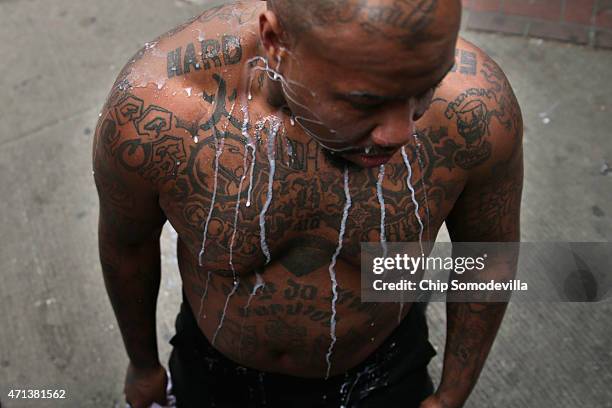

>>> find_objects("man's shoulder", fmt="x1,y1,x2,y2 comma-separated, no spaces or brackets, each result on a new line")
105,1,260,118
99,2,261,150
422,37,523,177
95,3,262,192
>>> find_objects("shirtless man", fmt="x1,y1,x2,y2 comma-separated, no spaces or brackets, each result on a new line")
93,1,523,407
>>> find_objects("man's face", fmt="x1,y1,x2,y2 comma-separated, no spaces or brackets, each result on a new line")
278,23,457,168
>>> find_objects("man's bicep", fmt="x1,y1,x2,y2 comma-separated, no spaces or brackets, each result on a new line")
96,190,165,247
444,50,524,243
93,109,166,246
445,152,523,243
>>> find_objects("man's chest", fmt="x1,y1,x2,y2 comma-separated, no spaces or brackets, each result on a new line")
159,132,464,275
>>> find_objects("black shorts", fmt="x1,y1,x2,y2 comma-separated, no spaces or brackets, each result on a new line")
168,292,437,408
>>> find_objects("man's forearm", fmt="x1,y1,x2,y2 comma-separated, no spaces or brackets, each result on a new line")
100,230,163,370
435,302,507,408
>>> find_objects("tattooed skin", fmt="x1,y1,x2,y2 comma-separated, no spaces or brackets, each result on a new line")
94,1,522,383
271,0,438,45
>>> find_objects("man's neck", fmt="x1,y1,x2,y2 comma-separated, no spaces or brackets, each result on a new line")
252,42,287,109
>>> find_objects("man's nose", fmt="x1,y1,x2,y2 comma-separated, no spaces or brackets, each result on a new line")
370,103,416,148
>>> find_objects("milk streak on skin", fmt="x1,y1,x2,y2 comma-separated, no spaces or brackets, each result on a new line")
376,165,388,259
412,133,431,239
246,140,257,207
256,63,331,137
198,271,212,319
325,166,352,379
196,129,223,319
246,56,314,101
238,272,265,360
246,56,317,104
217,61,278,340
243,62,258,207
212,280,240,346
245,56,367,154
242,68,256,207
399,145,427,322
259,118,281,264
196,99,236,319
285,135,295,166
229,104,254,281
401,146,426,255
196,102,237,265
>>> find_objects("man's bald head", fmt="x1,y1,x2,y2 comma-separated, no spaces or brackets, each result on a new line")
268,0,460,48
257,0,461,164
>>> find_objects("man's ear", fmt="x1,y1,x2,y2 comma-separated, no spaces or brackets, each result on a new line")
259,10,286,61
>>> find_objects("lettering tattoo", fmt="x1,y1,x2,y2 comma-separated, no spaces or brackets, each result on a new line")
162,2,263,79
167,36,243,79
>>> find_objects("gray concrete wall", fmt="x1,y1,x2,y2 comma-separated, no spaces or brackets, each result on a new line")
0,1,610,407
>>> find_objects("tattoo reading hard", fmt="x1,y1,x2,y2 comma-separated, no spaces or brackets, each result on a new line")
167,35,243,78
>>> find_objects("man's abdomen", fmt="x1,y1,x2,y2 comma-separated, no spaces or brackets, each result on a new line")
176,236,414,378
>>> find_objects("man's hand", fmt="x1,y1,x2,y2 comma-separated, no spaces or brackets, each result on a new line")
420,394,453,408
125,362,168,408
